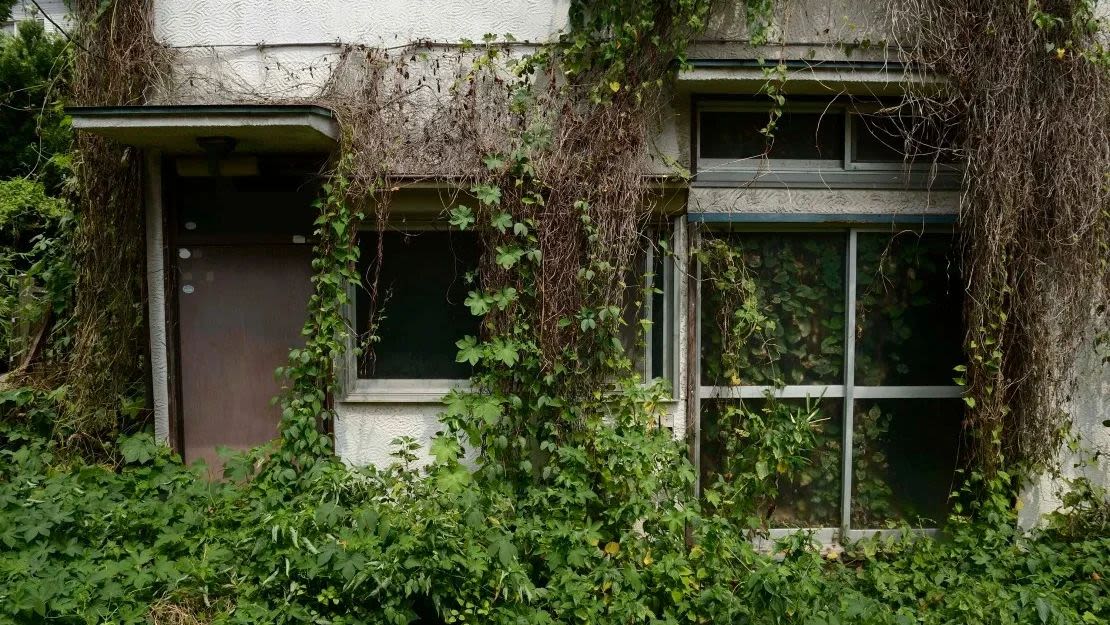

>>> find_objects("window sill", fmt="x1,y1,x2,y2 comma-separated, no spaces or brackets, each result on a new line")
340,379,471,404
693,168,963,189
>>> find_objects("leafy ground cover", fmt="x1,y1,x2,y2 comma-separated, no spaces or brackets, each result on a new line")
0,410,1106,625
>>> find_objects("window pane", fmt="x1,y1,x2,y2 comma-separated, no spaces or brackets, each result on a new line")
356,230,479,379
700,397,842,528
649,242,667,380
852,112,959,164
851,399,966,527
855,232,964,385
700,110,845,161
701,233,846,386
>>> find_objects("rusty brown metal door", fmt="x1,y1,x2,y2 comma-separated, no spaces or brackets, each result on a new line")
176,244,313,473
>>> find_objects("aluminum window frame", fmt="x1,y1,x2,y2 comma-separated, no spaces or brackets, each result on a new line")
694,100,964,189
696,101,846,180
844,103,964,175
640,223,679,397
693,221,965,538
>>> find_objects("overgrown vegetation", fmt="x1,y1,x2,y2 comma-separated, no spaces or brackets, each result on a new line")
0,0,1107,623
893,0,1110,473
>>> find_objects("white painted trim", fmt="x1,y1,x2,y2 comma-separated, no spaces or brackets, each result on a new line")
71,111,338,140
342,378,469,404
144,152,171,444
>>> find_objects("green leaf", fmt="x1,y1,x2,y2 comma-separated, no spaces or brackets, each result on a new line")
472,183,502,206
491,212,513,233
448,206,475,230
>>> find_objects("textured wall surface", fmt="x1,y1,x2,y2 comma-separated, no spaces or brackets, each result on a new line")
153,0,570,46
688,187,959,215
334,403,448,469
1019,315,1110,527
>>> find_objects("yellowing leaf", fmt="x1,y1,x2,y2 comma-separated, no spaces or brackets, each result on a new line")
609,81,621,93
643,553,653,566
604,541,620,556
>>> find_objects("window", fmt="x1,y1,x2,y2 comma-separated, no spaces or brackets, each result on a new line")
697,228,966,534
344,228,479,400
623,225,677,388
695,101,962,188
343,222,677,401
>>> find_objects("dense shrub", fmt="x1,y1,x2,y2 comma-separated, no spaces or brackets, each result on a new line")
0,417,1106,625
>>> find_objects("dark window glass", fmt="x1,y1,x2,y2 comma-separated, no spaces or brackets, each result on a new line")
356,230,479,379
701,398,842,528
851,399,966,527
619,232,673,382
855,232,964,385
699,110,845,161
650,243,667,380
852,113,959,164
700,232,846,386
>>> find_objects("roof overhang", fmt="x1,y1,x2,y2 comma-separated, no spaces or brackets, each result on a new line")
67,105,339,154
678,59,946,97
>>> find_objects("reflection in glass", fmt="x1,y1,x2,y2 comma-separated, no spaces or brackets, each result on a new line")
855,232,964,385
851,399,966,527
701,233,846,386
701,398,842,528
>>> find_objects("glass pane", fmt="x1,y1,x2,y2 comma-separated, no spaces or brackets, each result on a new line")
700,232,846,386
851,399,966,527
650,242,667,380
855,232,964,385
700,397,842,528
356,230,479,379
852,112,959,164
700,110,845,161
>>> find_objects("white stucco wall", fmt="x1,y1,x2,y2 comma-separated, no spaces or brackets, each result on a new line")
154,0,570,47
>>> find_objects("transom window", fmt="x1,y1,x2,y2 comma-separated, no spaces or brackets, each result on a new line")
695,100,963,188
697,227,966,535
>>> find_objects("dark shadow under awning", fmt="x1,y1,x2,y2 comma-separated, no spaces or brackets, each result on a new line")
68,104,339,154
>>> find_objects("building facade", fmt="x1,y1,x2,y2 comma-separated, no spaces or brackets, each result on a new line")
71,0,1108,539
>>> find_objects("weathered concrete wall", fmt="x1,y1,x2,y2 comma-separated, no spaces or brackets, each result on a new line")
692,0,900,62
1020,311,1110,527
144,0,1110,526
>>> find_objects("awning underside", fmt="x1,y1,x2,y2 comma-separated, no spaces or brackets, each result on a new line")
68,105,340,154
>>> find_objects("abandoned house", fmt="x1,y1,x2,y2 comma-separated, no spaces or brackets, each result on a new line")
68,0,1108,541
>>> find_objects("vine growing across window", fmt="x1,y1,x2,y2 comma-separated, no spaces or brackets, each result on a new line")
697,228,967,535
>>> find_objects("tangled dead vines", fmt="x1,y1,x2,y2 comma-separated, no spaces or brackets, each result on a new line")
65,0,166,449
893,0,1110,473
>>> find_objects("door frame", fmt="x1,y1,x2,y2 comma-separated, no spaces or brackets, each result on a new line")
159,158,330,458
